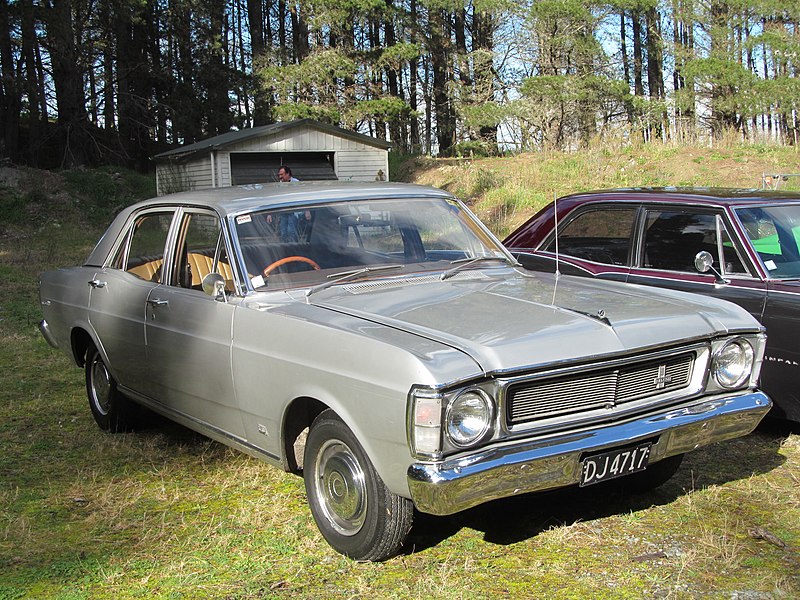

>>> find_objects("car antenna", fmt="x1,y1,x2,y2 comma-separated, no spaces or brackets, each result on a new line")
552,191,560,305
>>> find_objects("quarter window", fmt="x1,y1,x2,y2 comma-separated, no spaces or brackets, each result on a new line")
111,212,174,282
544,207,636,265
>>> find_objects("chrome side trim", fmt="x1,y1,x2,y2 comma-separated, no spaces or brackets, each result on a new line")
407,391,771,516
38,319,59,349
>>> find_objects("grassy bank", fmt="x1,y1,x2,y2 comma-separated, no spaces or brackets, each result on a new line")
1,154,799,598
405,141,800,238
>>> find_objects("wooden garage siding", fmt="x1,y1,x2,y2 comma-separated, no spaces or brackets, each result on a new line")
186,159,213,188
157,157,216,194
217,152,232,188
336,150,388,181
225,125,376,153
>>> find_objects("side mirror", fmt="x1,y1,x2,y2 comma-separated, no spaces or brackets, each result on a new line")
694,251,728,284
202,273,227,300
694,251,714,273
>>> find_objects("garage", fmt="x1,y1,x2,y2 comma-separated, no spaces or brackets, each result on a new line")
229,151,336,184
153,119,391,195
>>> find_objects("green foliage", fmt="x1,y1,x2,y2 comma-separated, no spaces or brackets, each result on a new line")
461,101,507,131
62,167,156,226
387,152,414,181
261,48,357,98
376,43,424,69
451,141,494,158
515,74,631,149
684,57,762,119
0,186,28,225
348,97,413,123
274,103,342,125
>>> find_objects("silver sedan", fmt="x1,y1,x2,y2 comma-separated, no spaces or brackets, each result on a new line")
39,182,771,560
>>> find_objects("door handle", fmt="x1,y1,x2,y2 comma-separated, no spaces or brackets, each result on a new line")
147,298,169,307
88,279,107,288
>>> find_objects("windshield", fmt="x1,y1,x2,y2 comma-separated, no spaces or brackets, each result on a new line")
736,204,800,279
233,197,509,290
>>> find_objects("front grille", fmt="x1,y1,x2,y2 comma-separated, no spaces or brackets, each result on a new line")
506,353,694,425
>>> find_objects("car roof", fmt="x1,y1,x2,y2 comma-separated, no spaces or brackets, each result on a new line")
139,181,453,217
503,187,800,250
559,187,800,208
85,182,454,267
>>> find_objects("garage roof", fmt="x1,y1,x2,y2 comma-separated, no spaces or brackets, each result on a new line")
153,119,392,162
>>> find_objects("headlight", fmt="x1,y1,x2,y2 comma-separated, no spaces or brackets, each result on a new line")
445,390,492,447
711,339,754,389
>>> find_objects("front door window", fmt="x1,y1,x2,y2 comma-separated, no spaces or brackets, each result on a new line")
642,210,747,275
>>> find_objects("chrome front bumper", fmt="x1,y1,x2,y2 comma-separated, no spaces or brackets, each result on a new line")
407,391,771,516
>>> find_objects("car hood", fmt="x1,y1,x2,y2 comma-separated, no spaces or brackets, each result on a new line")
301,269,759,374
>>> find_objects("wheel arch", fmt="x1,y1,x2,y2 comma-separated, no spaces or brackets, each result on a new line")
71,326,98,367
281,396,329,473
280,393,412,499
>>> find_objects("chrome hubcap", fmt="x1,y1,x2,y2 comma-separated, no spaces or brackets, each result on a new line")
90,357,112,416
315,439,367,536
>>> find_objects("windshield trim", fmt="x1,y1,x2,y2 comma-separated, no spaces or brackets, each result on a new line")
229,195,513,294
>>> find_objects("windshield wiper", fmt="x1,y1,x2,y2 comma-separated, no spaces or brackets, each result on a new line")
440,256,516,281
305,264,404,297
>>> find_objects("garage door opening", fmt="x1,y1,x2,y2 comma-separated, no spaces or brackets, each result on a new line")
230,152,337,184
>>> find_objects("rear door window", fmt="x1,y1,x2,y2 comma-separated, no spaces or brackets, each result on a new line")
544,207,636,266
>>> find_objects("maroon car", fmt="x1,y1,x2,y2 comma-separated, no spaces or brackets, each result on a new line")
504,188,800,422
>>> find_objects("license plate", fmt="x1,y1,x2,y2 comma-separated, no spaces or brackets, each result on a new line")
580,443,651,487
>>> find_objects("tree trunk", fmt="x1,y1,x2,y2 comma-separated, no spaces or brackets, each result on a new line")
384,0,405,150
631,10,644,98
709,0,738,137
248,0,273,124
45,0,90,166
205,0,233,136
430,9,454,154
645,6,666,139
620,10,635,130
0,0,20,161
409,0,420,152
473,6,497,148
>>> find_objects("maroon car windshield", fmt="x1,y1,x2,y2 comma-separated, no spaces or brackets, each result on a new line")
736,205,800,279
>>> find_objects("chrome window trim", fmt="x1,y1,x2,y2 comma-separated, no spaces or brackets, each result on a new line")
103,207,179,281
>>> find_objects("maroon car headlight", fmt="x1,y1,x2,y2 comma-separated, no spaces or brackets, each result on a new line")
711,338,755,389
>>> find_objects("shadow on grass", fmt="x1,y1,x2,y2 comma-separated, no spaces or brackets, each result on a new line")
123,410,796,556
404,424,791,554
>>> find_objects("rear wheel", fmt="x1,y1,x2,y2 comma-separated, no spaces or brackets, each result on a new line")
85,346,138,432
303,410,413,561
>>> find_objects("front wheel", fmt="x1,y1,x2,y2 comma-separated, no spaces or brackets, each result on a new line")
85,346,138,432
303,410,413,561
619,453,685,493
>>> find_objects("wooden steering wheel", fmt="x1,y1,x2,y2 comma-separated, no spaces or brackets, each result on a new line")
263,256,321,277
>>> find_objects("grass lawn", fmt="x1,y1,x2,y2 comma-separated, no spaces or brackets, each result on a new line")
1,155,799,598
